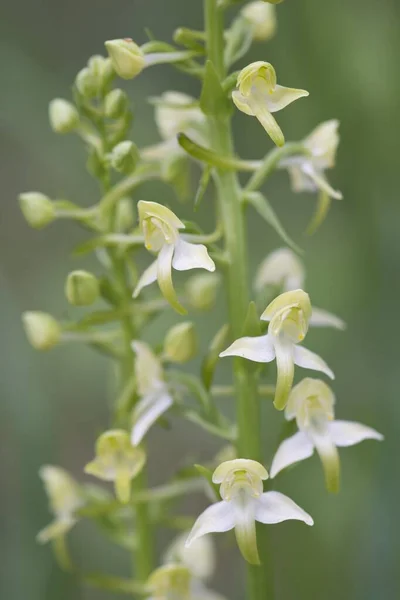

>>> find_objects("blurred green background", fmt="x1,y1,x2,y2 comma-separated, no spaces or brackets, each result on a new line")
1,0,399,598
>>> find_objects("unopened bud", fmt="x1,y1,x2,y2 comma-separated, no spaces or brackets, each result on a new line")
49,99,79,134
65,270,100,306
164,322,197,363
19,192,55,229
115,197,135,232
22,312,61,350
105,39,145,80
75,67,98,98
110,140,139,174
242,1,277,41
185,273,220,311
104,88,128,118
87,55,114,89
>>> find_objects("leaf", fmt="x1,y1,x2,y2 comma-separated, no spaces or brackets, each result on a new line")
201,323,230,391
194,166,212,210
194,464,220,500
245,191,303,254
242,301,262,337
200,61,230,117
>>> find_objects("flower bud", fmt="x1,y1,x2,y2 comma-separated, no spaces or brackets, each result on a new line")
185,273,220,311
19,192,56,229
104,88,128,118
242,1,277,41
105,38,145,80
110,140,139,174
75,67,98,98
87,55,114,89
49,99,79,134
115,197,135,232
164,322,197,363
65,270,100,306
22,312,61,350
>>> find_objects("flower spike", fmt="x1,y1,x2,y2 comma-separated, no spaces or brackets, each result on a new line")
134,201,215,314
220,289,334,410
270,378,383,492
232,62,309,146
186,459,313,565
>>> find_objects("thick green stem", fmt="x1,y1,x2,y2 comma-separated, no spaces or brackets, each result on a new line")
204,1,273,598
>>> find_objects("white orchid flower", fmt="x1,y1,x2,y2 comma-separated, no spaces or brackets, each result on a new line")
164,532,215,581
270,378,383,492
232,62,308,147
281,120,342,200
130,341,173,446
84,430,146,503
255,248,346,330
146,564,226,600
241,2,277,42
133,201,216,314
185,459,313,565
37,466,84,543
220,289,334,410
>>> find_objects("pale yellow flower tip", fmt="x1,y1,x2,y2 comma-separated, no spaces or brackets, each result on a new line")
105,38,145,79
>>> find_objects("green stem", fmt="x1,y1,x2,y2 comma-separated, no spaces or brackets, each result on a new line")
204,1,273,598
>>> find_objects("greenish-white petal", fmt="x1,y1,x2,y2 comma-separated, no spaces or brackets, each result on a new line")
131,392,173,446
310,307,346,330
133,259,158,298
231,90,254,116
293,345,334,379
185,501,236,548
115,467,132,504
309,426,340,493
248,95,285,147
255,491,313,526
157,243,186,314
273,338,295,410
173,238,216,272
219,334,275,363
233,498,260,565
266,84,309,113
302,163,343,200
328,420,384,447
270,431,314,478
37,517,76,544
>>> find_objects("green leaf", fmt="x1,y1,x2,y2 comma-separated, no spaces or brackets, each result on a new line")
194,166,212,210
201,323,230,391
194,464,220,500
178,133,255,171
245,191,303,255
200,60,230,117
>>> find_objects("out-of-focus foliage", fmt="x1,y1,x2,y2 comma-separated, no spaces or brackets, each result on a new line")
1,0,399,599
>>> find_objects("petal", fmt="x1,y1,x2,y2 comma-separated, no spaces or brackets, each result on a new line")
185,501,236,548
84,459,112,481
270,431,315,478
157,243,187,314
328,420,384,447
293,345,335,380
133,259,158,298
172,238,215,272
36,518,76,544
310,307,346,330
248,95,285,147
310,428,341,493
255,491,313,526
287,165,317,193
301,163,343,200
306,189,332,235
266,85,309,113
131,392,173,446
115,467,132,504
232,90,254,116
219,334,275,363
233,498,260,565
273,338,294,410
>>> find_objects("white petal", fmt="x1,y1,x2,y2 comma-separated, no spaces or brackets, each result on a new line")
270,431,314,478
301,163,343,200
133,259,158,298
293,345,334,379
172,238,215,272
232,90,254,116
273,338,294,410
310,307,346,330
233,497,260,564
131,391,173,446
191,582,227,600
328,420,384,447
219,334,275,363
157,243,186,314
287,165,317,193
266,85,309,113
255,491,313,526
185,501,236,547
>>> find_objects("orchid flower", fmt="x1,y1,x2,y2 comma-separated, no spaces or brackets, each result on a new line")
185,459,313,565
37,466,84,543
133,201,216,314
130,341,173,446
232,62,308,147
255,247,346,330
220,289,334,410
146,563,225,600
270,378,383,492
84,430,145,503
